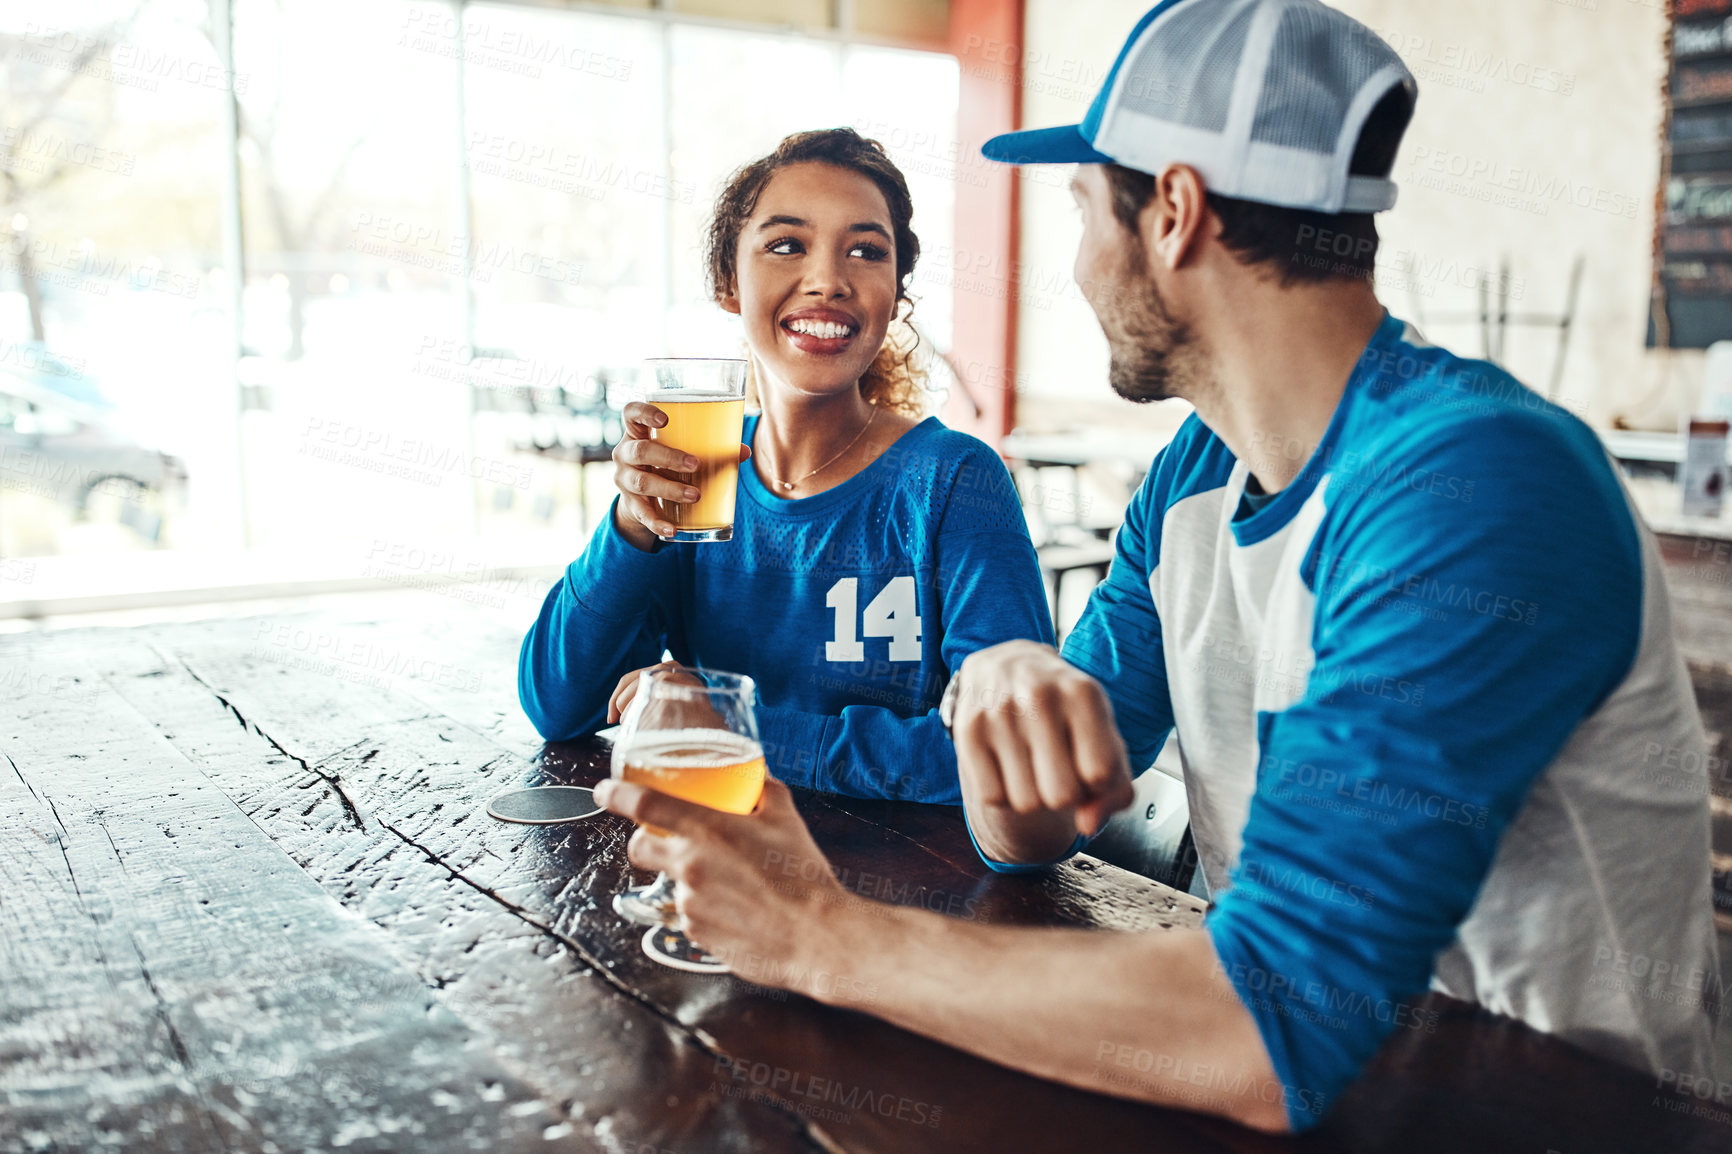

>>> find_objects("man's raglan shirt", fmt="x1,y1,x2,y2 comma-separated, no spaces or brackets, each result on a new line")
519,415,1055,804
1056,315,1717,1128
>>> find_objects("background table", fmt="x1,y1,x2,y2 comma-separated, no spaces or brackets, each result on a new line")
3,597,1727,1153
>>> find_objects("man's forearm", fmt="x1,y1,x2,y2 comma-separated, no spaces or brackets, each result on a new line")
792,894,1290,1133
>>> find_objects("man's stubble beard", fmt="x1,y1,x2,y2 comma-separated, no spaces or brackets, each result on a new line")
1101,238,1208,405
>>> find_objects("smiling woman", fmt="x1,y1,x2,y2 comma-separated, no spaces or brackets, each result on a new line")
517,128,1055,805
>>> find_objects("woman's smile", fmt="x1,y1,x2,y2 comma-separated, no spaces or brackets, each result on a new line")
780,306,862,356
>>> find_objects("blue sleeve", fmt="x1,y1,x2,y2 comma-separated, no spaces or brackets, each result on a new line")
760,450,1055,804
516,501,686,741
1062,459,1178,773
964,810,1089,874
1205,412,1642,1129
757,704,959,802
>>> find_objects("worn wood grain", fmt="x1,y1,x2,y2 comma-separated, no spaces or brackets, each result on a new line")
0,638,572,1154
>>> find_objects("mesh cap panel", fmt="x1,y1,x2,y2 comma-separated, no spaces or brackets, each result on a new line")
1118,0,1259,134
1250,4,1397,158
980,0,1417,215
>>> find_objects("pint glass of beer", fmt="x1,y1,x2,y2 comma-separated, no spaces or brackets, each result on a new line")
644,358,748,543
610,667,765,942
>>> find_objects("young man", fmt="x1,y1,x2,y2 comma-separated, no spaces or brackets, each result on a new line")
596,0,1720,1133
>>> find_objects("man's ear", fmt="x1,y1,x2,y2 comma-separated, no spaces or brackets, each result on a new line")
1144,164,1211,272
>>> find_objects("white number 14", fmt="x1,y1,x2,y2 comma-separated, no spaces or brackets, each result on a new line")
825,577,922,662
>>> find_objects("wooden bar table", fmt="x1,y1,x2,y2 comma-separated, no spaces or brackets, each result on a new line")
2,596,1727,1153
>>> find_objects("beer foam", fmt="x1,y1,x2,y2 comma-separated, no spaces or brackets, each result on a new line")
645,390,741,404
618,728,763,768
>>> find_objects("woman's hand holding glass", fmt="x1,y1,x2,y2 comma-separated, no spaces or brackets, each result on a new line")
607,659,677,725
611,401,752,551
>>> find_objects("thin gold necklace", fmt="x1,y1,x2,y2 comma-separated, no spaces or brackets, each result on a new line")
762,404,879,492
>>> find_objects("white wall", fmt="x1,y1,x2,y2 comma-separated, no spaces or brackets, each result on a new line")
1015,0,1701,432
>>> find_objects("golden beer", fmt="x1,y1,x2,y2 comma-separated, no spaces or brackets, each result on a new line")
619,727,767,816
649,393,745,541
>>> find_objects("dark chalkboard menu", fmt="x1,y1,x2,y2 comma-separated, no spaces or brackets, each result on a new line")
1652,0,1732,347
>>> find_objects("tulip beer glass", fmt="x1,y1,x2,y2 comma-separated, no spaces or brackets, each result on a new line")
610,667,765,963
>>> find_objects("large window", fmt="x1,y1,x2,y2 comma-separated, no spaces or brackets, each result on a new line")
0,0,959,596
234,0,469,553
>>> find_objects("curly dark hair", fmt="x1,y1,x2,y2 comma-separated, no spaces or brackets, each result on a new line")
704,128,927,417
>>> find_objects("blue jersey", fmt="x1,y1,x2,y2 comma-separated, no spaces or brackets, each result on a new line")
1052,314,1716,1128
519,414,1054,803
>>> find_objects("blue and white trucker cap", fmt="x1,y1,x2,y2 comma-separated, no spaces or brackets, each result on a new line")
982,0,1417,215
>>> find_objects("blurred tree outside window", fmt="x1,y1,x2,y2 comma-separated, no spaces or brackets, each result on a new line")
0,0,226,559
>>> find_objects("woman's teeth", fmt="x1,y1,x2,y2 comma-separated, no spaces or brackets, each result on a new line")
786,319,854,339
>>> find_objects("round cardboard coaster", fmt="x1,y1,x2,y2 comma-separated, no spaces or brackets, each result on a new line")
641,924,729,974
485,786,601,825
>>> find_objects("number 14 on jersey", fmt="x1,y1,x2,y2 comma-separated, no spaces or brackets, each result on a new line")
825,577,922,662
